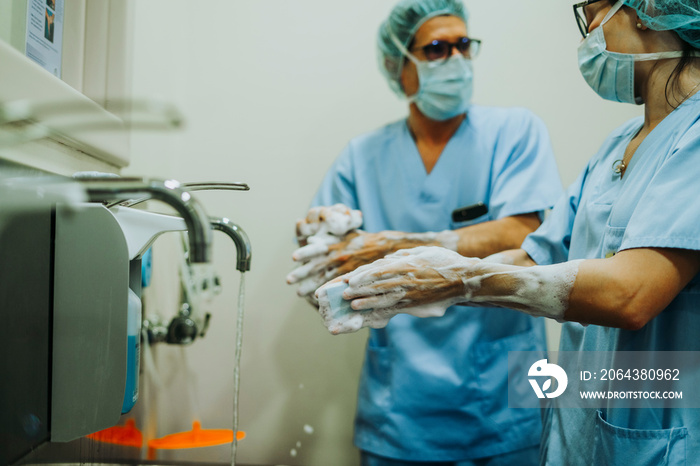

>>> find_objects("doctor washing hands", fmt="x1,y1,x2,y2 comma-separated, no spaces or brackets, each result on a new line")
329,1,700,464
289,0,563,464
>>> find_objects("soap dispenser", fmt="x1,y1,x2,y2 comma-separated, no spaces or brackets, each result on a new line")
122,288,142,414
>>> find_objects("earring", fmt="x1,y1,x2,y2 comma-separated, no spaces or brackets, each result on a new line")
636,23,643,29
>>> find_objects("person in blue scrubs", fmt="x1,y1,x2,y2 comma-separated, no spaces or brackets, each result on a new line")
288,0,562,464
336,1,700,464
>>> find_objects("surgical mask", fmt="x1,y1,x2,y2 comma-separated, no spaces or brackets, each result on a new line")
578,0,687,104
410,56,473,120
390,32,473,120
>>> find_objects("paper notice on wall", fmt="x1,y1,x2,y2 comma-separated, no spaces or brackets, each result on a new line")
25,0,64,78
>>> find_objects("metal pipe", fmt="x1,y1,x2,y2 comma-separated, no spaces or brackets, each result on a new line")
182,182,249,192
104,181,250,209
76,177,212,263
0,175,87,213
210,216,251,272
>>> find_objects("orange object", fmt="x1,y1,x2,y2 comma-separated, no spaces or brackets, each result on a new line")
86,418,143,448
148,420,245,450
147,420,245,460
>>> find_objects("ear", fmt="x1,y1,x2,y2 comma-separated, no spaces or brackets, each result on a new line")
635,14,649,31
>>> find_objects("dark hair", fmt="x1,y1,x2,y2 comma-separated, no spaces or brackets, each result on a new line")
664,36,700,108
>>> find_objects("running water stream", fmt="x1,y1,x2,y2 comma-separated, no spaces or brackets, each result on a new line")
231,272,246,466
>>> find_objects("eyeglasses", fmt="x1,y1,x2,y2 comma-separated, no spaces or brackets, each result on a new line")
573,0,604,38
411,37,482,62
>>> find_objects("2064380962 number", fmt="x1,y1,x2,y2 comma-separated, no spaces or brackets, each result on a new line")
600,368,680,381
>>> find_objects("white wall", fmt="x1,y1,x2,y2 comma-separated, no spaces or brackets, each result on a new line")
125,1,641,465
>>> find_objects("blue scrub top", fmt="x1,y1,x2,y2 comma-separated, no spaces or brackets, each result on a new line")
312,105,563,461
522,94,700,466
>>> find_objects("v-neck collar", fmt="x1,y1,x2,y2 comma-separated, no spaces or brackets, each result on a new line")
400,116,469,178
619,93,700,183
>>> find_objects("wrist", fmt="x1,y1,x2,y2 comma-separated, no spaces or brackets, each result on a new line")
379,230,459,251
435,230,459,251
439,255,482,303
456,260,583,322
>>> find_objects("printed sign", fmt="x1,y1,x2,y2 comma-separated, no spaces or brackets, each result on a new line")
25,0,63,77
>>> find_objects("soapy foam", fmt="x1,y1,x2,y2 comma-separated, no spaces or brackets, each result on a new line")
482,252,515,265
291,206,459,303
292,206,460,314
287,256,328,284
297,204,362,241
289,204,362,293
323,206,362,236
365,230,459,252
296,271,336,297
436,230,459,251
316,267,451,334
317,281,368,334
342,246,582,328
292,240,330,262
465,260,582,321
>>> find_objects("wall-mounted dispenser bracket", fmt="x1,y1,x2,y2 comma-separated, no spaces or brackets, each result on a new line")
51,203,130,442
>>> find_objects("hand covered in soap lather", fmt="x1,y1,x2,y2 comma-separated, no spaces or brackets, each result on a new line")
295,204,363,248
315,279,410,334
288,230,393,301
314,246,478,334
288,204,363,303
288,229,459,302
331,245,583,332
339,246,479,319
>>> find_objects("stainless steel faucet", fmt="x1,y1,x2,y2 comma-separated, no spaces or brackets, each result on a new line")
210,216,252,272
143,216,251,345
75,177,212,263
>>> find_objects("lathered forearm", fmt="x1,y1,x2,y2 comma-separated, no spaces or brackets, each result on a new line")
331,247,582,334
331,245,700,335
369,230,460,251
290,213,538,290
459,260,584,322
288,229,459,285
341,246,583,322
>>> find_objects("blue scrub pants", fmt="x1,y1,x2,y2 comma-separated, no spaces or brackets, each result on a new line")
360,445,540,466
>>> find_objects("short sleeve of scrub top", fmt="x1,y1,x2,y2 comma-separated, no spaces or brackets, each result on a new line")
617,123,700,252
521,167,587,265
521,117,646,265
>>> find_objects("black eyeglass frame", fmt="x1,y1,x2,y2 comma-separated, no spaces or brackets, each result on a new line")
410,37,482,62
573,0,604,38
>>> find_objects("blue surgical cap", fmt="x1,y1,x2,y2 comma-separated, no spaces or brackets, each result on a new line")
377,0,469,96
623,0,700,49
